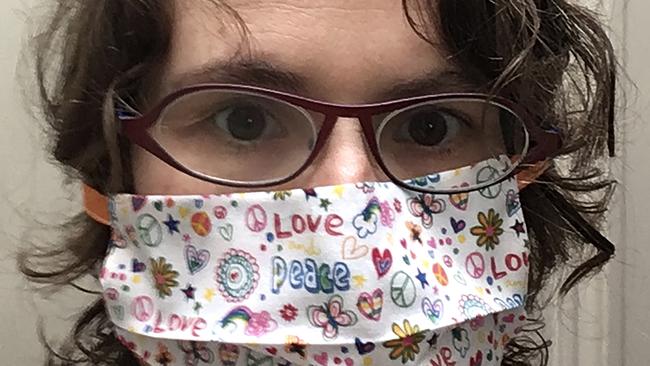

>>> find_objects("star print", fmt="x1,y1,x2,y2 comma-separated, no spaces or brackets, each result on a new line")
415,268,429,288
163,214,180,235
182,234,191,243
181,284,196,300
427,333,439,349
319,198,332,211
510,219,526,237
193,302,202,313
303,188,317,200
352,275,367,288
203,288,216,302
432,286,439,295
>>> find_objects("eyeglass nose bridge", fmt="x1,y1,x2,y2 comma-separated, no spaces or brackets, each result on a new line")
304,111,388,183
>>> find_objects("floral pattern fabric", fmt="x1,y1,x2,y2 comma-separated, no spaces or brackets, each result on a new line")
100,161,529,365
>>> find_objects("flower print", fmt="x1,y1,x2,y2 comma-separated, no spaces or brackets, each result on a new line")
408,173,440,188
154,342,175,366
470,208,504,251
407,194,445,229
280,304,299,322
307,295,358,340
352,197,381,238
284,336,307,359
405,221,423,244
273,190,292,200
379,200,395,228
355,182,375,194
393,198,402,213
469,315,486,331
150,257,179,298
246,310,278,336
382,319,426,363
353,212,378,238
177,341,215,365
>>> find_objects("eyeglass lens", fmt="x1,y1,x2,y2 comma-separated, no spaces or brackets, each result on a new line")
149,89,527,190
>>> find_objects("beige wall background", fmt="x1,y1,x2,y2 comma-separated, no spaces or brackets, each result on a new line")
1,0,648,365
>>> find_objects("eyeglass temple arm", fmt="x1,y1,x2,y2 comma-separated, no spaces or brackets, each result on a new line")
522,127,563,165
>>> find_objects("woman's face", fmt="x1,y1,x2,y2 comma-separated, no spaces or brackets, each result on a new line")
132,0,464,195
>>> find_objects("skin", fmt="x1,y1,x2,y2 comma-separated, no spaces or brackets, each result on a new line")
132,0,458,195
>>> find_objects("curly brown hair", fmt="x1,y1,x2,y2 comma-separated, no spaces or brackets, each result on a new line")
18,1,617,365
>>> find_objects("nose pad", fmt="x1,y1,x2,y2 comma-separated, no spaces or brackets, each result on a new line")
302,117,387,187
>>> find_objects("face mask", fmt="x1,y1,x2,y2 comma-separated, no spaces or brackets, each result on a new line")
97,161,530,366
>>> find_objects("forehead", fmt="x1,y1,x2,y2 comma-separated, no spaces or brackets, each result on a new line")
162,0,455,103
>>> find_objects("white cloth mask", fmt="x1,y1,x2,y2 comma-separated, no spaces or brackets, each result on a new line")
99,161,529,366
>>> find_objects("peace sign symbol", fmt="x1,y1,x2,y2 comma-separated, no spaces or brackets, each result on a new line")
465,252,485,279
246,204,268,233
476,166,503,199
390,271,417,308
135,214,162,247
131,296,154,322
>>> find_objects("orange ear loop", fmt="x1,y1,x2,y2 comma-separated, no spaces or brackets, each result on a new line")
83,184,111,226
82,161,551,226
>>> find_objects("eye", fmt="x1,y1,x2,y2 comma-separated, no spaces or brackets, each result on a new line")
393,107,465,147
212,103,271,142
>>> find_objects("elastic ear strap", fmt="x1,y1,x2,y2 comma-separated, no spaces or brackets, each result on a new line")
82,163,550,226
516,160,552,191
83,183,110,226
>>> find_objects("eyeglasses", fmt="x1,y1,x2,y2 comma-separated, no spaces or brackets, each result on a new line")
116,83,562,194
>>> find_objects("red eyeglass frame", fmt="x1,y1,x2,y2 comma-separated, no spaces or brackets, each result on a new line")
117,83,562,194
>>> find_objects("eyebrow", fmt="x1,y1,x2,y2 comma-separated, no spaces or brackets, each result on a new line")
164,56,483,103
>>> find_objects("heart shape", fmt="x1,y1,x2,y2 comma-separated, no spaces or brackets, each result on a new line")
218,224,234,241
356,288,383,321
502,313,515,323
371,248,392,278
421,297,443,325
354,337,375,355
453,271,467,286
450,217,466,234
313,352,328,366
341,236,369,259
506,189,521,217
131,258,146,273
470,350,483,366
194,199,204,209
184,244,210,274
344,358,354,366
153,201,163,212
449,183,470,210
264,347,277,355
487,330,494,344
402,255,410,265
131,196,146,212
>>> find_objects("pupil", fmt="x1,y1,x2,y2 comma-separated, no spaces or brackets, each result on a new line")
408,111,448,146
226,105,266,141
